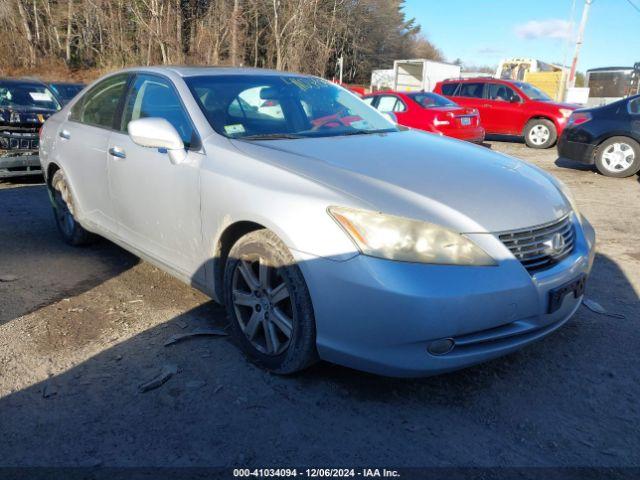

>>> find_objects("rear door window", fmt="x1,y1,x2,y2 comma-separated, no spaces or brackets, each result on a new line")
457,82,485,99
376,95,406,113
440,82,460,96
70,74,129,129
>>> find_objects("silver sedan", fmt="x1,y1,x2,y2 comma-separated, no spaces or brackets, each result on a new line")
39,67,596,377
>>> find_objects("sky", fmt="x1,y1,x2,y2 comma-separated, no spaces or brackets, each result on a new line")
403,0,640,72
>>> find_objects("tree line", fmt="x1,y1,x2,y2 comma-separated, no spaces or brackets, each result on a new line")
0,0,443,83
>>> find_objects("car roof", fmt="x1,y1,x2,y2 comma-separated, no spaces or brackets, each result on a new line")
442,77,511,84
0,77,47,87
118,66,311,79
49,81,84,86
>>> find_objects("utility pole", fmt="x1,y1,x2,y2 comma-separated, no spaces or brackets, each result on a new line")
568,0,592,88
337,56,344,84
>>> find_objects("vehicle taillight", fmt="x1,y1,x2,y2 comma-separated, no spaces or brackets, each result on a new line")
433,112,453,126
568,112,592,127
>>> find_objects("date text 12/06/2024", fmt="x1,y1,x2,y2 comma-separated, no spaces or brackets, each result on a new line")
233,468,401,478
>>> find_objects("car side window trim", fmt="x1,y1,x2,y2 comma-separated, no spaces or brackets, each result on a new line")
121,72,202,151
67,73,131,132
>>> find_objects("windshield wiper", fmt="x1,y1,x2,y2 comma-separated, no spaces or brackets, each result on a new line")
238,133,306,141
339,129,397,136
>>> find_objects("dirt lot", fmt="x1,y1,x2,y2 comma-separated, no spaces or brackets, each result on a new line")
0,141,639,469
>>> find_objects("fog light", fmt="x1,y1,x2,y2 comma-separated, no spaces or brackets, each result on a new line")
428,338,455,355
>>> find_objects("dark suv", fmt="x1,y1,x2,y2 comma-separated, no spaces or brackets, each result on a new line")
435,78,577,149
0,78,60,178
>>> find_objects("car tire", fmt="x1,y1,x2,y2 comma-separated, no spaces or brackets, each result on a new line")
223,229,318,374
524,119,557,149
50,169,96,246
594,136,640,178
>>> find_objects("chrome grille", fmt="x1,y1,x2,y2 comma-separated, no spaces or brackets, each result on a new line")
497,214,575,274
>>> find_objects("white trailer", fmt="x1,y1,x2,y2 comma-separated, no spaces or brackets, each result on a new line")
392,59,461,92
370,69,395,91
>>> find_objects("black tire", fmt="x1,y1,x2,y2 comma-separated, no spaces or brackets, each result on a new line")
594,136,640,178
49,169,96,246
524,118,557,149
223,229,318,374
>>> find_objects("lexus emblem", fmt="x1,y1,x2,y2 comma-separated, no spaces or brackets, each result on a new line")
544,233,566,255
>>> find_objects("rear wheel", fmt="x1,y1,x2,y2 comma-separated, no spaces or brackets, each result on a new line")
595,136,640,178
524,119,557,149
223,229,318,374
50,169,96,246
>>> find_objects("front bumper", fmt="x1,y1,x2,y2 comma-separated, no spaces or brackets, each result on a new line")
557,134,596,164
438,126,485,144
297,215,596,377
0,154,42,178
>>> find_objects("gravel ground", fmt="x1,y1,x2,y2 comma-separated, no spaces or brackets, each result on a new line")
0,141,639,469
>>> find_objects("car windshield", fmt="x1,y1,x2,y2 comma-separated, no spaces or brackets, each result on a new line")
185,74,398,139
514,82,551,101
409,92,458,108
0,82,61,110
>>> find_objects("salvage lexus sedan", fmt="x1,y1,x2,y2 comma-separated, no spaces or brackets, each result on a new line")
39,67,595,377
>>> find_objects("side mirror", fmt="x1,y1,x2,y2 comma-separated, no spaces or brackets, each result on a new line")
510,95,522,103
127,117,187,165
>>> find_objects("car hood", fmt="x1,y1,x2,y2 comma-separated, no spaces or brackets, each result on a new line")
231,130,569,233
531,100,578,111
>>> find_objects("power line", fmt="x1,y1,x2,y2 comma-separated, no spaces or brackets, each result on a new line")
625,0,640,14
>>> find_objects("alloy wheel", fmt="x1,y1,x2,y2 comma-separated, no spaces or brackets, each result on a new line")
231,255,294,356
52,178,76,238
601,142,635,173
528,124,550,146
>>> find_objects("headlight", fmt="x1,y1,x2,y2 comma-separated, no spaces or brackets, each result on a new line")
559,108,573,118
328,206,496,266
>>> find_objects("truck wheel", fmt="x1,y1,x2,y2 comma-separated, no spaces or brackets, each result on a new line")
224,229,318,374
50,170,96,246
595,136,640,178
524,119,557,149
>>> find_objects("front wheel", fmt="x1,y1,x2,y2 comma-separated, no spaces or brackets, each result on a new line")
524,119,557,149
223,229,318,374
594,136,640,178
49,169,96,246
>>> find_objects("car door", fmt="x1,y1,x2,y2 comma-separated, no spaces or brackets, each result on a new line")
482,83,526,134
107,73,204,279
54,74,130,234
451,82,487,122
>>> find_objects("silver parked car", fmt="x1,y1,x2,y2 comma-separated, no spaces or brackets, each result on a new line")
39,67,596,377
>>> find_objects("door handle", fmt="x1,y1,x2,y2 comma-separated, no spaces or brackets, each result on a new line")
482,104,492,107
108,146,126,159
59,129,71,139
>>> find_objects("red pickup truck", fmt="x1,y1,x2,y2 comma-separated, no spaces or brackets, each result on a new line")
434,78,577,149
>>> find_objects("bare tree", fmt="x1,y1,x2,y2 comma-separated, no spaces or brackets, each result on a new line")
0,0,434,84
